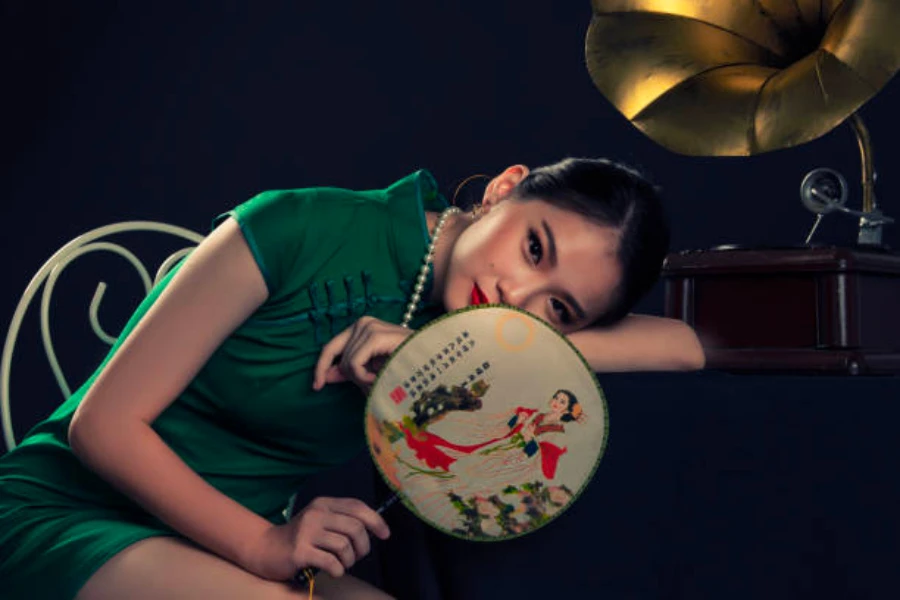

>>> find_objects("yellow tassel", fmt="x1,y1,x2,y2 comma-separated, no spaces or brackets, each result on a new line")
304,568,315,600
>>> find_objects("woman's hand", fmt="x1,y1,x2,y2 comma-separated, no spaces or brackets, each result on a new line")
313,316,413,392
245,497,390,581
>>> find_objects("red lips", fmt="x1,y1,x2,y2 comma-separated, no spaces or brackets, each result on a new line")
470,284,488,305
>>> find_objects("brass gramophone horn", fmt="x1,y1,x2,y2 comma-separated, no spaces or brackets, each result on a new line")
585,0,900,157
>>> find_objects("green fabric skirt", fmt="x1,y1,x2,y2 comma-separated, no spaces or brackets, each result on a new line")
0,478,175,599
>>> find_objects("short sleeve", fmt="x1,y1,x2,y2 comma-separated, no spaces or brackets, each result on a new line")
212,189,314,297
211,173,437,304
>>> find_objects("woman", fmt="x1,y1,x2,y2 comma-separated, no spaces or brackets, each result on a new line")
493,389,585,480
393,389,585,482
0,158,703,599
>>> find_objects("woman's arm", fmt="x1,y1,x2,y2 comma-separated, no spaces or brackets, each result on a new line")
567,314,705,373
68,218,389,580
317,313,705,391
68,218,274,568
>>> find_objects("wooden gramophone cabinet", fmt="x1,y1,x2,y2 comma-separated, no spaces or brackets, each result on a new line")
663,247,900,374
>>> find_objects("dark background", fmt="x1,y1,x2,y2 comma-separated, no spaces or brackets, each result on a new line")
4,4,900,598
2,4,899,443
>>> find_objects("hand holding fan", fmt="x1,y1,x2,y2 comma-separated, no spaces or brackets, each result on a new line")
296,305,609,584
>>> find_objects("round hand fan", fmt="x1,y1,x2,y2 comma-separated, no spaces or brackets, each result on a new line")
366,304,608,540
295,305,609,586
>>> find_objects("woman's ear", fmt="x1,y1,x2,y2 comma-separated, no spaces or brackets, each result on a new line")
482,164,530,211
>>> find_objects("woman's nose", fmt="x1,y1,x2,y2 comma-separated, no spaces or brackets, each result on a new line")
496,277,534,308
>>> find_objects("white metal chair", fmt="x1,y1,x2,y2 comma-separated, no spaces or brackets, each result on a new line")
1,222,204,451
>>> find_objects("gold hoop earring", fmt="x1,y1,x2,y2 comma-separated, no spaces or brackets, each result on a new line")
451,173,490,207
471,203,484,220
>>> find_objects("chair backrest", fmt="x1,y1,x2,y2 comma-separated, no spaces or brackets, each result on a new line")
2,221,204,452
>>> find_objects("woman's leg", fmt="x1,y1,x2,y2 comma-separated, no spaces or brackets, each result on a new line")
76,537,394,600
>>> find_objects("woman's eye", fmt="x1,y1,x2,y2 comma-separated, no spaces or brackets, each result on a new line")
551,298,572,325
528,230,543,264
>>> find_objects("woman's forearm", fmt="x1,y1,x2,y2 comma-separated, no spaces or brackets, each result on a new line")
69,415,271,571
567,314,705,372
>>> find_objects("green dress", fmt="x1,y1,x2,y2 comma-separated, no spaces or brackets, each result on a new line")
0,170,447,599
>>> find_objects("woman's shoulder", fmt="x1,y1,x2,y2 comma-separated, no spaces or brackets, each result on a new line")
227,169,440,224
209,170,445,296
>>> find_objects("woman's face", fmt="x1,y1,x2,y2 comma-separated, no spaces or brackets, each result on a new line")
550,392,570,414
435,166,622,334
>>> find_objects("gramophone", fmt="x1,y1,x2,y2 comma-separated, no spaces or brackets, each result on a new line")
586,0,900,374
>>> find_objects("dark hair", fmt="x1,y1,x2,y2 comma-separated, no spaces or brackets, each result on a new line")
553,389,580,422
513,157,669,327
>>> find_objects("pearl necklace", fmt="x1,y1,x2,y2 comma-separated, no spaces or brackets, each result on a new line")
401,206,462,328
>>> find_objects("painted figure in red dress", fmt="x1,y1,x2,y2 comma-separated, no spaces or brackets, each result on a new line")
401,389,584,481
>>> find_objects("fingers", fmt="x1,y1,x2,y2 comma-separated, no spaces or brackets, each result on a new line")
313,326,353,390
313,317,412,392
316,530,358,570
298,547,346,579
341,322,412,390
337,318,382,388
322,514,371,561
292,497,391,578
321,364,347,385
321,497,391,541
